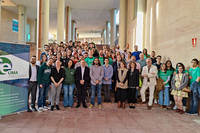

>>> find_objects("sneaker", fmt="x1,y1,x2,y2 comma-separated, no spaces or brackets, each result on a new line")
98,104,102,109
175,109,180,113
83,105,87,108
37,107,43,112
186,111,191,115
43,106,48,111
68,106,71,108
31,106,37,112
154,99,157,104
194,113,198,116
56,105,60,110
183,106,186,112
89,104,93,108
108,100,112,103
51,106,54,111
179,110,184,114
173,105,178,110
27,108,32,112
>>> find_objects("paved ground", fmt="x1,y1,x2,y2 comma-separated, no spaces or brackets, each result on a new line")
0,101,200,133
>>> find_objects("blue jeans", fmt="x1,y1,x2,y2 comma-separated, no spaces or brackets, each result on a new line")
159,87,170,106
63,84,75,107
38,83,50,108
189,93,199,113
91,84,102,105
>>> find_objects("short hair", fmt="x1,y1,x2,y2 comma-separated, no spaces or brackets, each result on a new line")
192,58,199,65
157,55,162,58
69,40,72,42
53,54,57,57
178,64,185,72
65,59,75,68
49,58,54,61
129,61,137,69
31,55,36,58
60,41,63,44
152,51,155,53
57,52,62,55
84,52,88,55
104,57,109,61
44,44,49,48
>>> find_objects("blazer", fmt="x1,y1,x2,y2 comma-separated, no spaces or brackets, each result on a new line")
29,64,39,81
112,62,120,81
127,69,139,88
75,66,90,87
171,73,188,90
142,65,158,86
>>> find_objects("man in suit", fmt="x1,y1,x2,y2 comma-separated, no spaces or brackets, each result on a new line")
75,59,90,108
140,58,158,110
28,55,39,112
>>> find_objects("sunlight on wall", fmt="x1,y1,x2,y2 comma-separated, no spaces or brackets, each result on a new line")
136,12,144,51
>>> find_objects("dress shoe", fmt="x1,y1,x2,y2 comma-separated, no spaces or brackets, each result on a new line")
83,105,87,108
147,105,151,110
27,108,32,112
56,105,60,110
122,102,125,109
51,106,54,111
76,105,80,108
118,101,121,108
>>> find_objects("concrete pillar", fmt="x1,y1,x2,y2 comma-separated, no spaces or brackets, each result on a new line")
71,20,75,41
103,29,106,44
75,28,77,39
42,0,49,51
119,0,126,50
18,5,27,44
34,19,37,43
136,0,146,51
110,8,117,47
66,6,71,42
36,0,42,60
57,0,65,43
106,21,110,44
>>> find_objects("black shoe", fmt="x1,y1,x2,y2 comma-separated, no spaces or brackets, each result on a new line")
56,105,60,110
132,106,135,109
83,105,87,108
31,106,37,111
103,99,107,103
64,106,67,108
108,100,112,103
27,108,32,112
114,100,118,103
76,105,80,108
51,106,54,111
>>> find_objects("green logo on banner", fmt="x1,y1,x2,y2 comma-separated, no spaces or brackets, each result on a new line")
0,57,17,75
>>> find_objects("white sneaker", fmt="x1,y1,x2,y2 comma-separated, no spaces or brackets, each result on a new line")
37,107,43,112
43,106,48,111
183,106,186,112
170,101,172,105
173,105,177,110
154,99,157,104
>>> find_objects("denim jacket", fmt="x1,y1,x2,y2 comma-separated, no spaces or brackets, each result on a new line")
190,81,200,98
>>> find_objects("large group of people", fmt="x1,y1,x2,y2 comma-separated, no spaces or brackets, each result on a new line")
28,40,200,115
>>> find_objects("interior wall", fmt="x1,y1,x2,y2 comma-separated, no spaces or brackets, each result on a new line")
126,0,137,52
144,0,200,69
0,7,35,43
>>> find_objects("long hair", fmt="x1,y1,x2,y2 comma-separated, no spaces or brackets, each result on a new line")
115,55,122,63
143,48,148,58
129,61,137,69
160,63,167,73
92,57,101,66
65,59,75,68
119,61,127,69
40,54,47,65
165,60,174,70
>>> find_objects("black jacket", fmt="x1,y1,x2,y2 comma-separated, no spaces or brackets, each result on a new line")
127,68,139,87
112,62,119,80
29,64,39,81
75,66,90,87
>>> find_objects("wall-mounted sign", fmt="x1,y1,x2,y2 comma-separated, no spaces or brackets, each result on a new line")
12,19,18,33
192,38,197,47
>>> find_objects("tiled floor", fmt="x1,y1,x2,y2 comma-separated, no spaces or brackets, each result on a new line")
1,99,200,133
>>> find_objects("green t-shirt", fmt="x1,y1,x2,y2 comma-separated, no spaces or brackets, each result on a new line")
99,57,104,66
144,54,150,59
85,56,95,67
189,67,200,85
158,70,170,86
109,57,113,65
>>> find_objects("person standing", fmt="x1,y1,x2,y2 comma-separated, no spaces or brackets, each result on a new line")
50,60,65,111
28,56,39,112
136,53,146,73
171,64,189,114
132,45,142,61
85,49,95,67
157,63,171,109
99,49,105,65
153,55,162,70
112,55,122,102
140,58,157,110
127,61,139,109
89,58,104,109
75,59,90,108
102,58,113,103
116,44,123,54
63,59,76,108
187,59,200,115
150,51,157,64
37,58,54,112
116,61,128,109
40,45,49,60
143,48,150,59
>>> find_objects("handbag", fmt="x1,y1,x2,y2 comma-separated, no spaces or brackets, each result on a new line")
156,78,165,92
182,86,191,93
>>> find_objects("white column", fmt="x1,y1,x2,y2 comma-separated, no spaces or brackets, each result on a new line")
71,20,75,41
119,0,126,50
18,5,27,44
110,8,117,48
103,29,106,44
136,0,146,51
57,0,65,43
66,6,71,42
106,21,110,44
42,0,49,51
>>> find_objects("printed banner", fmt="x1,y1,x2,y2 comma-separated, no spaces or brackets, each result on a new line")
0,42,30,116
